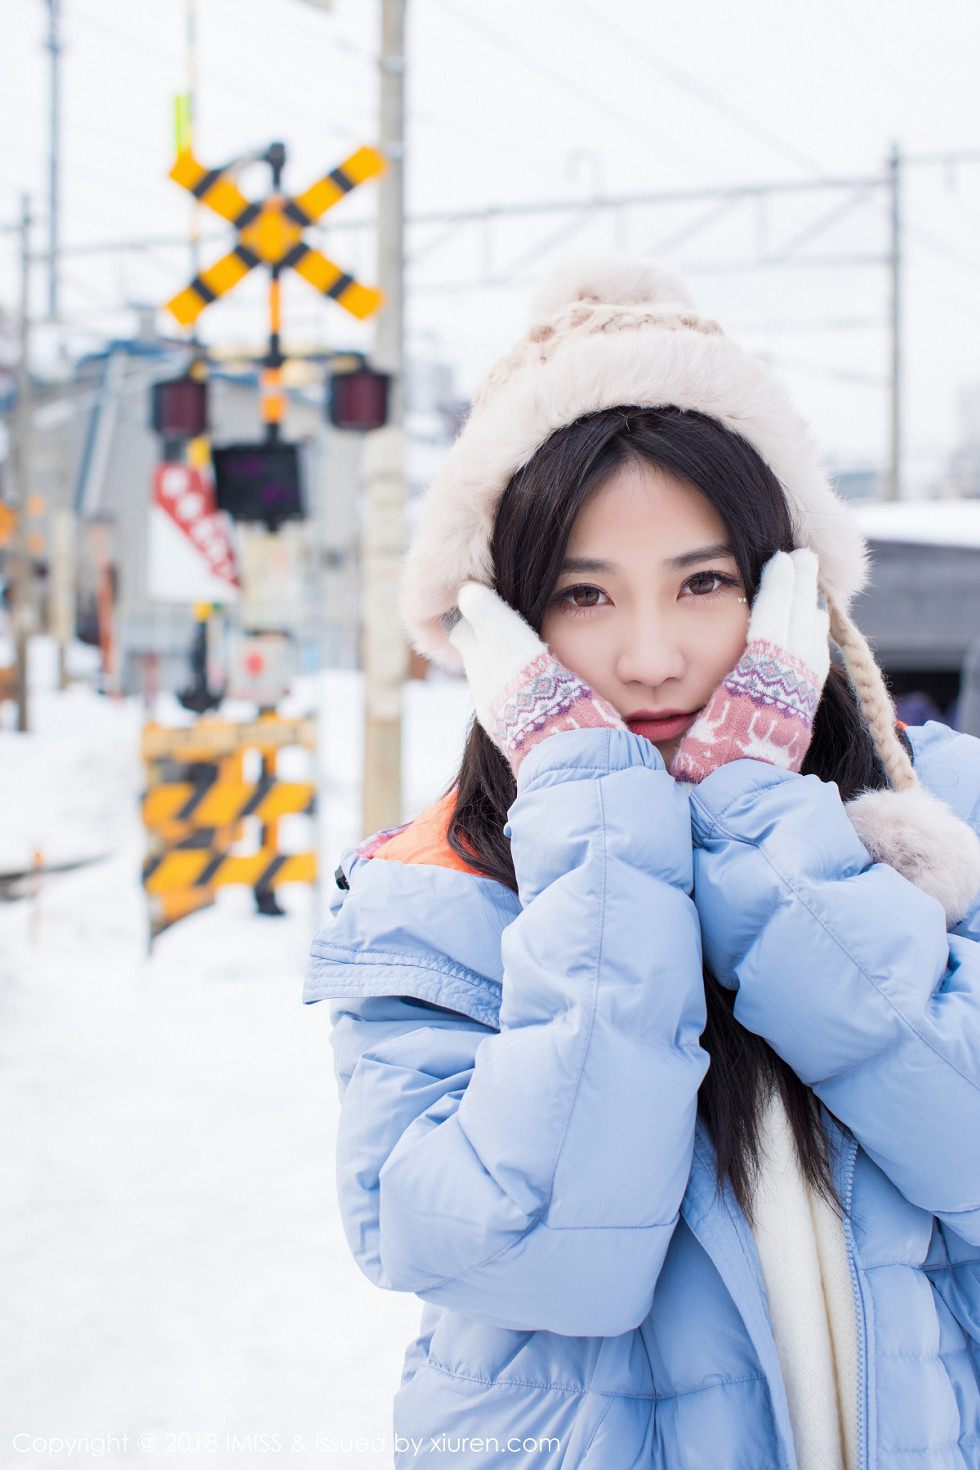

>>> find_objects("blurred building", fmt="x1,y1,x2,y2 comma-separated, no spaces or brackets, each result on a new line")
831,466,882,502
11,318,463,698
945,383,980,500
853,499,980,734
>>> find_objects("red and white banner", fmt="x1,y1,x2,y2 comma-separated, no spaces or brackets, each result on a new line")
148,463,240,604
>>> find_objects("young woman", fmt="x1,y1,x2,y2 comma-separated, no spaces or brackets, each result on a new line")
306,258,980,1470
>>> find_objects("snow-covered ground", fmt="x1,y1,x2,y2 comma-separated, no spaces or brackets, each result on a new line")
0,669,473,1470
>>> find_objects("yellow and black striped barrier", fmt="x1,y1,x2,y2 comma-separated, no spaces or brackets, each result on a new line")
141,715,318,937
142,715,316,759
144,847,316,896
143,776,314,841
165,144,386,327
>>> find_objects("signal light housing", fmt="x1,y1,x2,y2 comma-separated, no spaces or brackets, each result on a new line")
211,443,304,532
328,363,390,431
151,376,209,440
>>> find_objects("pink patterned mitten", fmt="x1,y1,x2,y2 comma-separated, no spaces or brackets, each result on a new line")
669,550,830,785
446,582,625,776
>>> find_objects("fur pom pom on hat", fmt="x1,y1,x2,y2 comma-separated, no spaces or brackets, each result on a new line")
400,253,980,926
845,784,980,926
524,255,697,320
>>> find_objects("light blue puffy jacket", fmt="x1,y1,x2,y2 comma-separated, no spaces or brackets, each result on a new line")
305,721,980,1469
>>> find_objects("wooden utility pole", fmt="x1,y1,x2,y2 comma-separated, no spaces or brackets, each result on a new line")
50,503,75,688
361,0,408,837
184,0,200,283
887,142,902,501
45,0,62,319
9,196,35,732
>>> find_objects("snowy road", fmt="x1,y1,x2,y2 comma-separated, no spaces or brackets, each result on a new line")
0,675,473,1470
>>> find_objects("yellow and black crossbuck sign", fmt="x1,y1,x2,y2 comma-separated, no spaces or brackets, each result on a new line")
166,144,387,327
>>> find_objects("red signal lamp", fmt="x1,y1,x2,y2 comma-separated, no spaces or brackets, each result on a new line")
328,362,390,431
151,376,209,440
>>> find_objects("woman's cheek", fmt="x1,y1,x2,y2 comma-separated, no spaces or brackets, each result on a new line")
690,609,748,695
546,620,609,689
721,607,751,665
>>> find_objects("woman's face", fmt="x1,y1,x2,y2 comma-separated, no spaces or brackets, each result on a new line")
539,458,752,766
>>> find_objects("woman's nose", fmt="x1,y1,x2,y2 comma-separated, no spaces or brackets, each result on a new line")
614,618,687,688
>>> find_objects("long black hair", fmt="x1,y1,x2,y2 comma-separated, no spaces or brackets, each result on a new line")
446,407,891,1218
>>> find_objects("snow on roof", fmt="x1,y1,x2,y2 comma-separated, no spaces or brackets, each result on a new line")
853,498,980,549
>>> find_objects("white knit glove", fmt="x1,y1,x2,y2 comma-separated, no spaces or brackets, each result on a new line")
445,581,624,775
670,549,831,783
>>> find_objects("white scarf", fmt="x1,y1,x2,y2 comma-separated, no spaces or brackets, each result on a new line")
749,1091,858,1470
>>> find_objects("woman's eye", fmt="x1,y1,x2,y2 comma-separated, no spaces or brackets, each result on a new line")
683,570,738,597
554,584,607,611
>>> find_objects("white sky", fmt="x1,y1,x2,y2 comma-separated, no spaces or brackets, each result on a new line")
3,0,980,488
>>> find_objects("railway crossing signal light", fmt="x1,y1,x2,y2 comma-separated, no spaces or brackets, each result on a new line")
328,360,391,431
166,139,387,449
151,375,209,440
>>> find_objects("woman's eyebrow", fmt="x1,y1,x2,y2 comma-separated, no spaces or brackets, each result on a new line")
663,541,733,570
559,556,616,573
560,543,734,575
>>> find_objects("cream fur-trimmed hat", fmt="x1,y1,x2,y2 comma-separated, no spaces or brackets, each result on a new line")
403,254,868,668
401,253,980,925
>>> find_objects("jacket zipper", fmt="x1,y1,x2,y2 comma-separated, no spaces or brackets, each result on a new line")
839,1130,869,1470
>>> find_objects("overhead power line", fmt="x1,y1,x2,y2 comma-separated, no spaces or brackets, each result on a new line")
66,2,371,141
564,3,980,289
214,0,378,67
425,0,705,170
567,0,827,180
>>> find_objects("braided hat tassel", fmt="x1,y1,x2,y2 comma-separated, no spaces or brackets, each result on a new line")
826,596,917,792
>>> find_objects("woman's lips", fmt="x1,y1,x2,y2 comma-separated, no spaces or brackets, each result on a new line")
625,710,697,742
